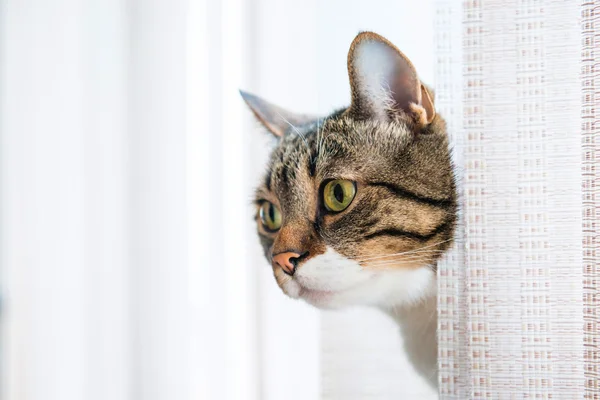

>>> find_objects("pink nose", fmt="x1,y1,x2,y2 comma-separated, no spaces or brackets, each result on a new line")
272,252,301,276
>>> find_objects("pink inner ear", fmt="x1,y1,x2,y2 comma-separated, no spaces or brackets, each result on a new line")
390,71,422,113
420,85,436,124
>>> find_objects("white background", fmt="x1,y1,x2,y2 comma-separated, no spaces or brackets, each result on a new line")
0,0,435,399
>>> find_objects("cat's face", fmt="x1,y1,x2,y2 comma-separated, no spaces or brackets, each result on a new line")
242,32,456,310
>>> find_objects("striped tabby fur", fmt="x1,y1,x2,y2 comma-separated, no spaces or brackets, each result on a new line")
242,32,457,388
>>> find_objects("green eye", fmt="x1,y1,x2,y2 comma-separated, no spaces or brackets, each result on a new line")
259,201,282,231
323,179,356,212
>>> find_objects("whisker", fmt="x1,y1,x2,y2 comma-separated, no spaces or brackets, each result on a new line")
361,252,442,265
364,262,431,270
354,239,453,262
365,260,435,269
356,249,445,264
316,119,321,156
312,119,321,170
355,246,447,263
362,255,440,269
319,119,332,158
366,262,438,272
276,112,309,149
365,265,428,272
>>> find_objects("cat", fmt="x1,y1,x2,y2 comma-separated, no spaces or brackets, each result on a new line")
240,31,457,388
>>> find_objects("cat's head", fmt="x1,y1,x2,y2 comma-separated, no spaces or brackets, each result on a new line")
242,32,456,310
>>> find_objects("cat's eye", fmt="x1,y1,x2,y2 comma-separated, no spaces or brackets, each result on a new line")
259,201,282,231
323,179,356,212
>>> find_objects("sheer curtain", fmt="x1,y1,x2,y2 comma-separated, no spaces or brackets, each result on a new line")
435,0,599,398
0,0,440,398
0,1,316,399
0,1,191,399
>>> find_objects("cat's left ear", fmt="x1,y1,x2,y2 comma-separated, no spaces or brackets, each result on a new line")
346,32,435,126
239,90,316,138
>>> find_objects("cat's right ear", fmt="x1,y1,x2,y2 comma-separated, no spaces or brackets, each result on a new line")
346,32,435,126
239,90,315,138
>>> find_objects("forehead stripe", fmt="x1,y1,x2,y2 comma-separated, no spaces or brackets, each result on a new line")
265,169,272,191
308,155,316,177
279,164,289,187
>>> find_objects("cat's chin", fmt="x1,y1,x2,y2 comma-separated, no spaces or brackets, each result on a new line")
283,271,435,310
281,278,339,309
297,287,337,309
292,279,376,309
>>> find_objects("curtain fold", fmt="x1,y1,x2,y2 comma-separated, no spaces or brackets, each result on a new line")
0,1,192,398
435,0,599,398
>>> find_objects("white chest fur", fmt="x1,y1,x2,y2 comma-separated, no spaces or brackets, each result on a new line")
384,294,438,388
285,247,439,387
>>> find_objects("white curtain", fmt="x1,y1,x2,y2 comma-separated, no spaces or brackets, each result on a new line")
435,0,599,398
0,1,317,399
0,0,439,398
0,1,191,399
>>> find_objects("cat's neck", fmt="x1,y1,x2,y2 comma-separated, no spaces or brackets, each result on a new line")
383,291,438,388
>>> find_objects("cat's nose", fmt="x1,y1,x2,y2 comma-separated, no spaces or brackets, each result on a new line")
272,251,308,276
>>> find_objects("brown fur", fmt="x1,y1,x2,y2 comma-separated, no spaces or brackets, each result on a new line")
245,32,457,283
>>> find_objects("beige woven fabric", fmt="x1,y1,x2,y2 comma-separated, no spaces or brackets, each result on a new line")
435,0,596,398
582,2,600,398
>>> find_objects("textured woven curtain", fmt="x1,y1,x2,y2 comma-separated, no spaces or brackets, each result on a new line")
434,0,599,398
